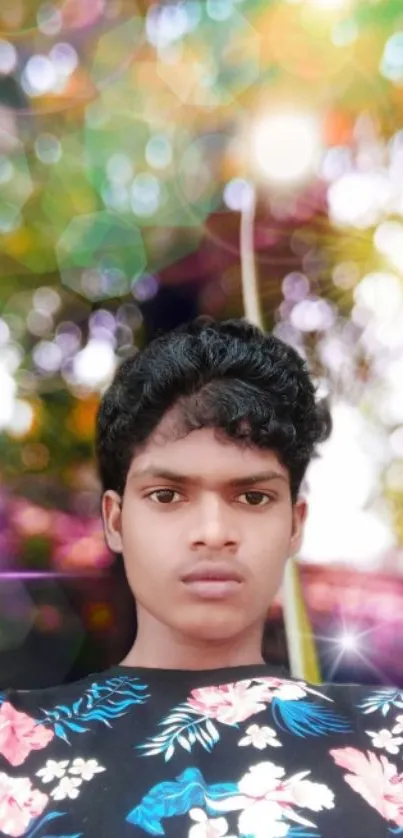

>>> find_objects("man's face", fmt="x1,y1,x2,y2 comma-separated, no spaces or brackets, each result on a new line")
103,414,307,643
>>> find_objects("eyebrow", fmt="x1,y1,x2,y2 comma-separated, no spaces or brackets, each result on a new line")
130,467,288,486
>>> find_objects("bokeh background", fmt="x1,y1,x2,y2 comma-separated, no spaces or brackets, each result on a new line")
1,0,403,688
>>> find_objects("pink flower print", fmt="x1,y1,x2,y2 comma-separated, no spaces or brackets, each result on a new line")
0,703,54,767
187,680,269,726
187,686,233,717
0,772,48,837
251,677,288,699
330,747,403,826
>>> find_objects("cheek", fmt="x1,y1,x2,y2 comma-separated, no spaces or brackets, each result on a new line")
251,517,292,575
120,508,173,579
253,509,292,548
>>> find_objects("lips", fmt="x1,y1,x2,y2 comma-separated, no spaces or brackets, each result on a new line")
181,564,243,600
181,564,243,584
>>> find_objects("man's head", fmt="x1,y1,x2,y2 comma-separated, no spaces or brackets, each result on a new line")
96,317,331,648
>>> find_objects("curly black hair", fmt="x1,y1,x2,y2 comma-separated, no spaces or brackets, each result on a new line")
96,317,331,503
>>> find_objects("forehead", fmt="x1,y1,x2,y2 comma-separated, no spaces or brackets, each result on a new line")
129,417,288,484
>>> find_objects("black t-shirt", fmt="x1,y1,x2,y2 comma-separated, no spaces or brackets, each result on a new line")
1,663,403,837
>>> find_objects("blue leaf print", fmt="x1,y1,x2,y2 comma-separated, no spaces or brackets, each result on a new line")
26,811,82,838
39,676,149,744
139,703,220,761
54,723,71,744
271,698,351,737
359,689,403,716
61,721,90,733
127,767,240,836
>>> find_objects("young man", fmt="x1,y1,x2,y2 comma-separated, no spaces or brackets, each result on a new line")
0,317,401,838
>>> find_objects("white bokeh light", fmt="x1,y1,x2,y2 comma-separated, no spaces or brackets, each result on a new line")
7,400,34,436
146,135,173,170
22,55,57,96
146,4,191,48
37,3,63,35
131,173,161,217
107,153,134,185
328,172,392,228
321,146,352,182
0,363,17,429
301,402,395,567
291,298,336,332
390,427,403,457
33,287,61,314
33,341,63,373
251,111,322,185
0,40,17,75
354,272,403,320
380,358,403,424
2,343,23,374
0,319,10,345
49,43,78,80
73,339,116,388
223,178,254,211
380,32,403,83
282,272,310,302
374,221,403,273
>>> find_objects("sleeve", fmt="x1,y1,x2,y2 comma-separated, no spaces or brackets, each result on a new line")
325,682,403,833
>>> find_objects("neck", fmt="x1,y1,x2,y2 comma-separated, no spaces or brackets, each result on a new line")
120,611,265,671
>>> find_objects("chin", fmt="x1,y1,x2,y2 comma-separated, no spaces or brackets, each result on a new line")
177,614,249,644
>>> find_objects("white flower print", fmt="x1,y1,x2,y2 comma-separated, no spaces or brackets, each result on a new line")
366,728,403,755
36,759,69,784
68,757,106,781
272,684,307,701
239,800,289,838
292,779,335,811
239,724,282,750
236,761,334,838
188,808,235,838
237,761,288,836
393,715,403,736
238,761,286,796
51,776,82,801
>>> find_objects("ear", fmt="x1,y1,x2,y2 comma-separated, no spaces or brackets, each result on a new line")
289,497,308,557
102,490,124,553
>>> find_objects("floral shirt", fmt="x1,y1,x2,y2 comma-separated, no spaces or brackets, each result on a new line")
1,663,403,838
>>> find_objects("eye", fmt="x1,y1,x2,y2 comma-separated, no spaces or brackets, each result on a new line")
148,489,181,504
238,491,272,507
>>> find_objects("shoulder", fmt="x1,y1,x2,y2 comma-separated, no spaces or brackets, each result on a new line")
258,670,403,722
0,667,115,715
304,680,403,739
318,680,403,709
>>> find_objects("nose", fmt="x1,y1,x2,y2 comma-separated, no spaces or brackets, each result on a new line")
188,495,240,552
